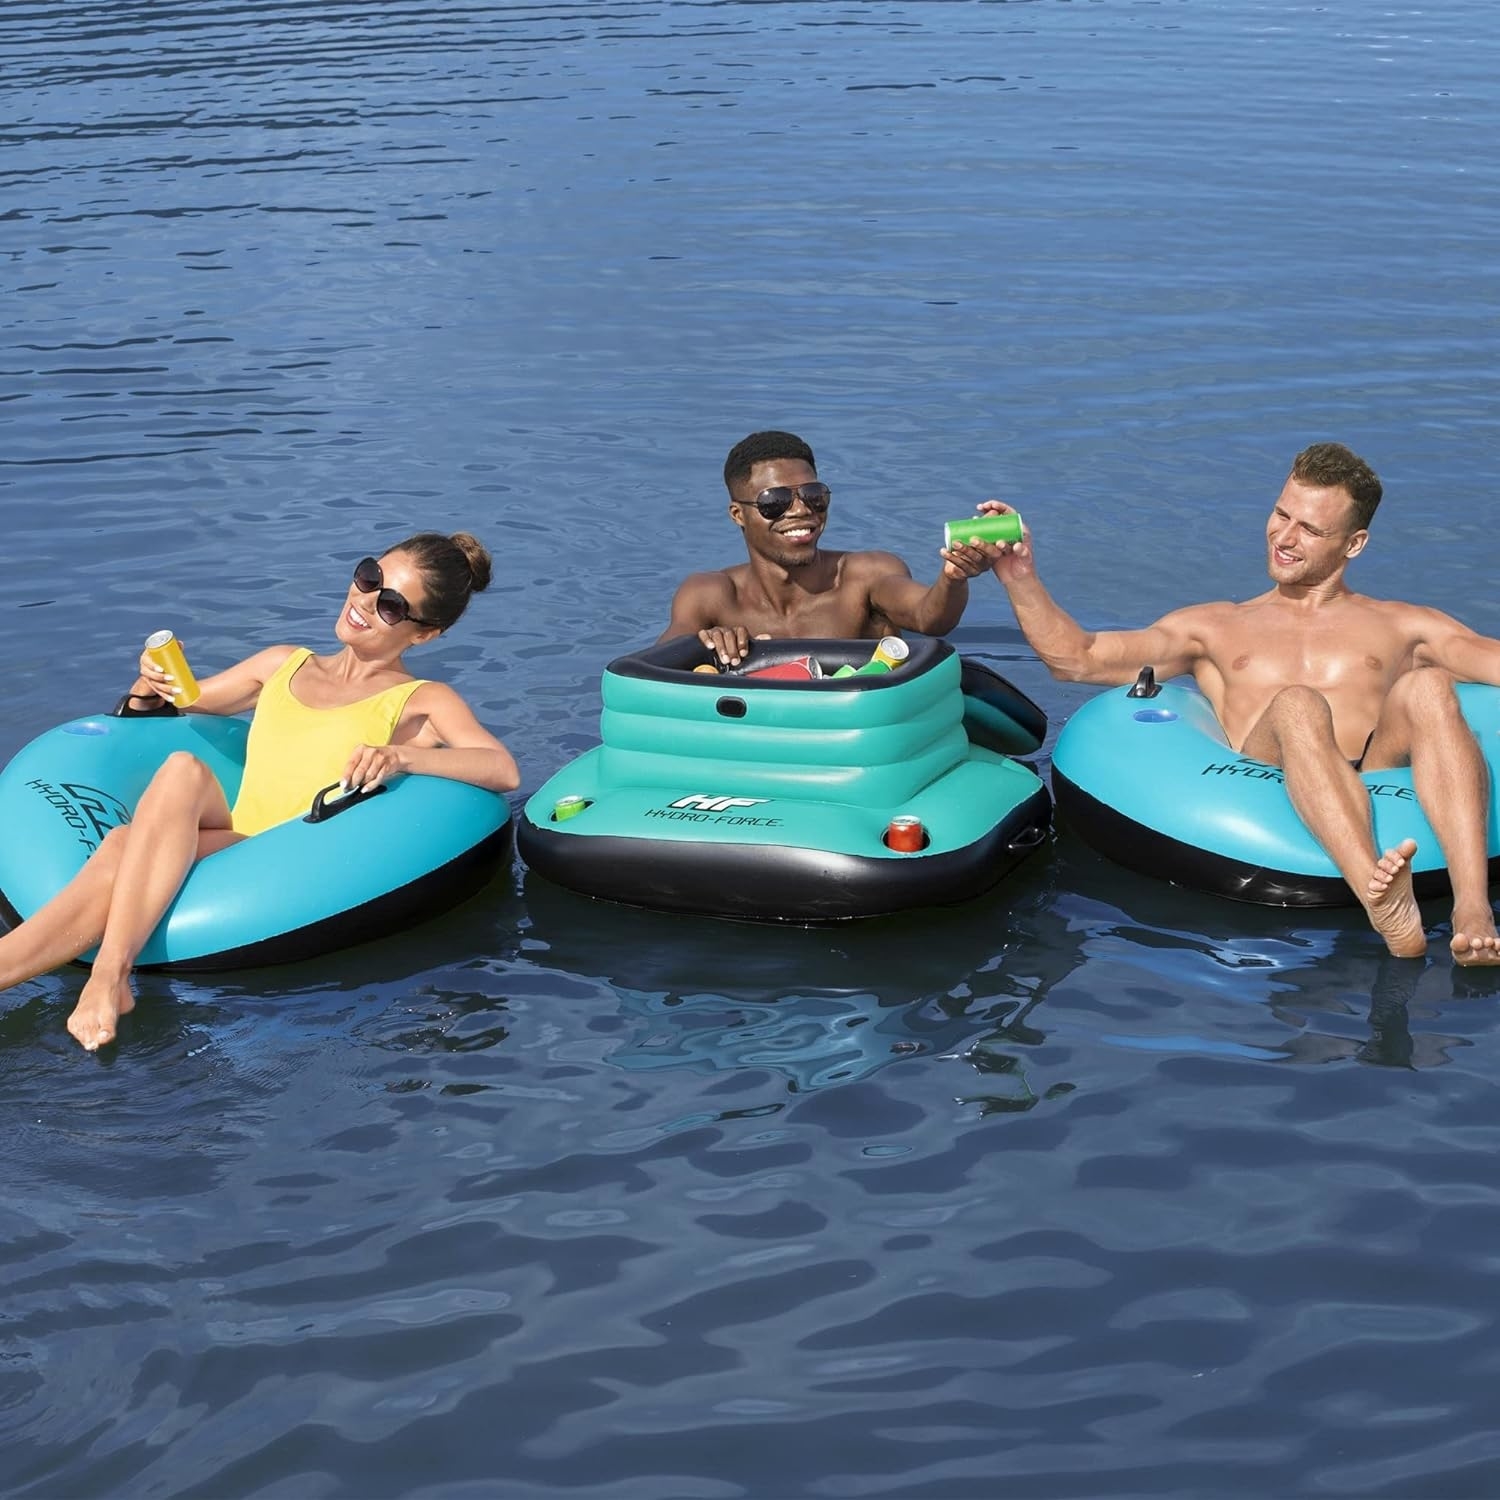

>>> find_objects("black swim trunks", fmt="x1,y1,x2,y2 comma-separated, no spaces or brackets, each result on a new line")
1351,729,1375,771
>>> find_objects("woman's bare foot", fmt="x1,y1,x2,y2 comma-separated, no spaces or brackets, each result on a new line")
1363,838,1426,959
67,973,135,1051
1450,902,1500,966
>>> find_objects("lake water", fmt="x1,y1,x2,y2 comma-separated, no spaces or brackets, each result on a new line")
4,1,1500,1494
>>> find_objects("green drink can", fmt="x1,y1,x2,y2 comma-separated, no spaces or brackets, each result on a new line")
943,512,1023,549
553,794,589,822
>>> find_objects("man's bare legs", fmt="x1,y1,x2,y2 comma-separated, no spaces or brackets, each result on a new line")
0,751,243,1050
1361,668,1500,966
1243,674,1500,963
1240,686,1426,958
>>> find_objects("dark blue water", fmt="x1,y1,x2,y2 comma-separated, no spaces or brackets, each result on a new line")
4,2,1500,1495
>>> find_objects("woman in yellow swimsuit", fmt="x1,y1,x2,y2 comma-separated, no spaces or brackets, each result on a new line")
0,531,520,1053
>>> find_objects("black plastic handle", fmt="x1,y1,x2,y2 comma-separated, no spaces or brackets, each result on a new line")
111,691,181,719
1126,666,1161,699
304,781,389,824
1007,823,1049,852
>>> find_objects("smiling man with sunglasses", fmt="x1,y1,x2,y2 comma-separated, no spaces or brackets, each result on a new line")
660,430,997,666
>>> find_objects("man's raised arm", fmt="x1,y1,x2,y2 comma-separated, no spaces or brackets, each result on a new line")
863,540,998,636
984,503,1201,685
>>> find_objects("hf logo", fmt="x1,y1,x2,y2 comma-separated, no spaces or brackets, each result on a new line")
668,794,769,813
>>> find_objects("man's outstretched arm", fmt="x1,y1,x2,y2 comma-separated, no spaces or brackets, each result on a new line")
983,503,1202,684
1415,610,1500,685
863,541,997,636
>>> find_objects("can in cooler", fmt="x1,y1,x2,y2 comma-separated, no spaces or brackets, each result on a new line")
143,629,202,707
884,815,926,852
746,656,824,681
834,637,909,677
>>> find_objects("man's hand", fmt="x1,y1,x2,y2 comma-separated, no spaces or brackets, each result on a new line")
937,538,1000,581
698,625,752,667
976,500,1034,587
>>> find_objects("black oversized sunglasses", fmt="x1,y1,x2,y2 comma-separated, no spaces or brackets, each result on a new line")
745,481,832,521
353,556,439,628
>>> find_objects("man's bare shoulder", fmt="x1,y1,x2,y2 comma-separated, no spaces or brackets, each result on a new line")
1153,596,1242,637
1164,597,1241,621
660,564,754,640
1365,593,1478,645
837,548,913,582
672,564,750,602
1361,592,1459,624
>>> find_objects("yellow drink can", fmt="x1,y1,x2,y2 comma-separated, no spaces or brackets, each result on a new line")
144,629,202,707
870,636,910,671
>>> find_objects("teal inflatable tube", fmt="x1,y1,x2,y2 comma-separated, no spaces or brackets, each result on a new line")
0,710,514,970
1051,672,1500,906
518,636,1052,921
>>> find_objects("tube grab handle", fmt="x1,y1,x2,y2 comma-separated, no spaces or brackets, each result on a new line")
111,691,181,719
1006,823,1049,853
304,781,389,823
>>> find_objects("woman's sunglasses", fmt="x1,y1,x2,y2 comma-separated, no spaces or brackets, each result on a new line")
744,482,832,521
353,557,439,628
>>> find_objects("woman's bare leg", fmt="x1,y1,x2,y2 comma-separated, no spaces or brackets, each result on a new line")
0,826,133,990
67,752,242,1051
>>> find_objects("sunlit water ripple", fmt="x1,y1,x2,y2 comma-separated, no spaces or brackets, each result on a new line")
3,2,1500,1495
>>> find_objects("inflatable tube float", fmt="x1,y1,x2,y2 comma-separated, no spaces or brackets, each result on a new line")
517,636,1052,922
1051,669,1500,906
0,706,514,971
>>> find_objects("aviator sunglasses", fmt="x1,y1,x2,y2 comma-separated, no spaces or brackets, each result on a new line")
744,481,832,521
352,556,439,628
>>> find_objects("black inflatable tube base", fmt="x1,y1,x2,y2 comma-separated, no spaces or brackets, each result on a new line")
518,788,1051,922
1053,773,1495,908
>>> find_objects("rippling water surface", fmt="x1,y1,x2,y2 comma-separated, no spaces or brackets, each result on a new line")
4,2,1500,1495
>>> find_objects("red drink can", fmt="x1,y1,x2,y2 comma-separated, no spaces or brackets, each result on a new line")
885,815,925,852
746,656,823,681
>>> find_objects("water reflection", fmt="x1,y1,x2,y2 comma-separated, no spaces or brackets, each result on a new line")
517,818,1486,1107
519,863,1075,1101
0,870,529,1071
7,823,1476,1091
1052,830,1476,1073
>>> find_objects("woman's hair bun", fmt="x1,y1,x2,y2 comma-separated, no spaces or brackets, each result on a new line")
450,531,492,594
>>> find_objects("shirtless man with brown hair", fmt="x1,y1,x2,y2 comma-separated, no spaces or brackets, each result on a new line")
661,430,996,664
982,442,1500,964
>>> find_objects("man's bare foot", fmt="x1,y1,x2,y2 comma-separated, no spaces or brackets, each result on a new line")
1363,838,1426,959
1450,903,1500,966
66,973,135,1052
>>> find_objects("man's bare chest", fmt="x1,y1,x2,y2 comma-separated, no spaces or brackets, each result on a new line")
735,584,882,639
1214,618,1410,694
